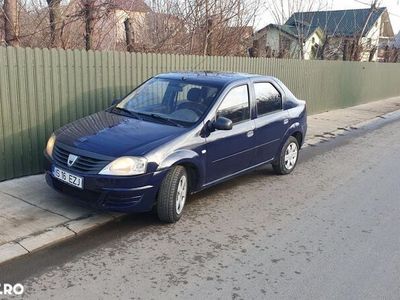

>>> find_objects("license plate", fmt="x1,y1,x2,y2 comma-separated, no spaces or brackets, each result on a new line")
53,167,84,189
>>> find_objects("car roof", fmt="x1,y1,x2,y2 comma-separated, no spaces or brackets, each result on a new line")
155,71,274,87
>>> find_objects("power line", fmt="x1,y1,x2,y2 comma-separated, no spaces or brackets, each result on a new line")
352,0,400,18
353,0,373,5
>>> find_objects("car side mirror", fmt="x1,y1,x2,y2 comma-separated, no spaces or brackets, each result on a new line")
212,117,233,131
111,98,121,106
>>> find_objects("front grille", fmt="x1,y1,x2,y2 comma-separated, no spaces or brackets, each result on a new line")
50,175,142,211
53,144,111,174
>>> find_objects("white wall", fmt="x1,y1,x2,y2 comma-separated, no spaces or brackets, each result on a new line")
303,31,324,60
264,28,280,53
258,27,325,60
261,27,300,58
360,16,382,61
115,10,148,43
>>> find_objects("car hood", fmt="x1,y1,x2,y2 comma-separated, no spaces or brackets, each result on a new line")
55,111,186,157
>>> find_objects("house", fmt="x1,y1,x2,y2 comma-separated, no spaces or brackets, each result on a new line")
37,0,154,50
254,24,324,59
394,31,400,47
381,30,400,62
97,0,186,52
255,7,395,61
221,26,254,56
191,16,254,56
207,25,253,56
145,12,187,53
97,0,153,50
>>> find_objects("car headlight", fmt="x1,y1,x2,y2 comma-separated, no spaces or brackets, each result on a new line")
46,133,56,157
99,157,147,176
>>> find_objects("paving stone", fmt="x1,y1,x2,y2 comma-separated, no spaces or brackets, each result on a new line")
0,192,68,246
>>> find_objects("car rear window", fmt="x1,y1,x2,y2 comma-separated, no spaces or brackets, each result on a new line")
254,82,282,115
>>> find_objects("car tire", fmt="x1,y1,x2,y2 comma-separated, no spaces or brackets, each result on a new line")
157,166,188,223
272,136,299,175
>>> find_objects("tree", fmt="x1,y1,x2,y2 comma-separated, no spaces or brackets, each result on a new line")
146,0,259,56
267,0,332,26
47,0,62,47
264,0,333,59
3,0,19,46
0,0,258,56
75,0,117,51
124,17,134,52
82,0,95,50
350,0,378,61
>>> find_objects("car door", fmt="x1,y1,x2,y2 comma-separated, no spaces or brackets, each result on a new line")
252,81,290,164
205,84,256,183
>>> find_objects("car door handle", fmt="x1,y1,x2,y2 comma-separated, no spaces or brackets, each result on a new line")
246,130,254,138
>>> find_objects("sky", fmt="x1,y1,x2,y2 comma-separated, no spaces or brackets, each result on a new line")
256,0,400,34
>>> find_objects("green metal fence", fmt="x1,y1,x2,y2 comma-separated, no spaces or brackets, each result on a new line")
0,46,400,181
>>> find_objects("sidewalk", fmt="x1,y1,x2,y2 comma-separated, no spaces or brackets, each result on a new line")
1,96,400,264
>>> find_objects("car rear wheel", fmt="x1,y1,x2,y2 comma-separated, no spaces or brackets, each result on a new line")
157,166,188,223
272,136,299,175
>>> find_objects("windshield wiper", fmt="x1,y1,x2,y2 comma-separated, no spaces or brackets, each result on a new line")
112,107,142,120
141,113,183,127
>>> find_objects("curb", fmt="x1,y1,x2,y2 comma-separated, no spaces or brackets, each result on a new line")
302,110,400,149
0,213,125,265
1,108,400,266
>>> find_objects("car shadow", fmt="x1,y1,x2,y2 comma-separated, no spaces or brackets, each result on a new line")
0,163,288,283
189,164,276,201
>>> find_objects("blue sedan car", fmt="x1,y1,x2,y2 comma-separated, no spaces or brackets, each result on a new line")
44,72,307,223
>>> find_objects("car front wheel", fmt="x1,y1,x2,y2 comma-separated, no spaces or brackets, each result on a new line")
157,166,188,223
272,136,299,175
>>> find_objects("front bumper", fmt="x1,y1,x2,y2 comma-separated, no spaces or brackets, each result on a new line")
44,158,167,213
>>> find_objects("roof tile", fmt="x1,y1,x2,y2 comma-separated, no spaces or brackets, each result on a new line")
285,8,386,37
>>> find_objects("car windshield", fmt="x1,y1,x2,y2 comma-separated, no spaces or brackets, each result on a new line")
115,77,221,126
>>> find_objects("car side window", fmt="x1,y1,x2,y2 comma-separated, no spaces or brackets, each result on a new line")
217,85,250,124
254,82,282,116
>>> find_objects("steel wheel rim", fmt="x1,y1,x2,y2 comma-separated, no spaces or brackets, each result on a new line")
284,142,298,170
176,175,187,214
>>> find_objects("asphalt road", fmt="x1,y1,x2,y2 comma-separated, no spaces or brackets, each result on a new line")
1,117,400,300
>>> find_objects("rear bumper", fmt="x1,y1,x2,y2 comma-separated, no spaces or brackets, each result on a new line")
302,121,307,147
44,158,167,213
